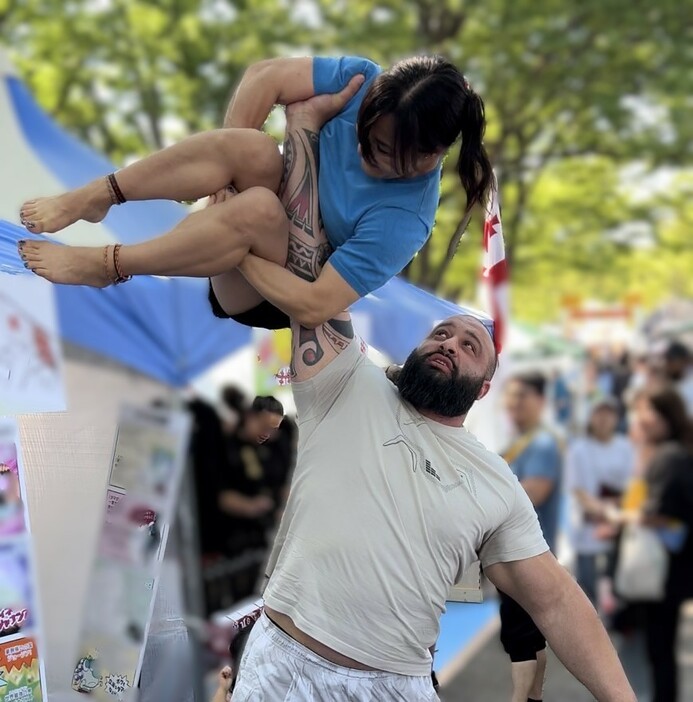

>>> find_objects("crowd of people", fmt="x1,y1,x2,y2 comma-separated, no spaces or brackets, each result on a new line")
504,338,693,702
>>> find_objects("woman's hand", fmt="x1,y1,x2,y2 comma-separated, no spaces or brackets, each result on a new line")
285,74,365,130
211,665,233,702
206,185,239,208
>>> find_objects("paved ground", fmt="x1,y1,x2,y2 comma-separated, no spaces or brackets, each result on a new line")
440,603,693,701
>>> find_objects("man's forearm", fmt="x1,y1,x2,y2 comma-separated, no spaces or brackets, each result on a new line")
533,578,635,701
241,123,330,292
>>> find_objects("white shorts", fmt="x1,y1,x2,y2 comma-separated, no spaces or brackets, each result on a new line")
232,613,440,702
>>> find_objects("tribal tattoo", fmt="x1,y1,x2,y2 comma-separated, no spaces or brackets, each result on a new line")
282,129,321,240
281,125,353,372
323,318,355,354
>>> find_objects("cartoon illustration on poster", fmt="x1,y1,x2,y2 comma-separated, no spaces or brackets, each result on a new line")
72,648,132,700
0,274,66,414
0,544,35,642
0,637,43,701
0,444,25,537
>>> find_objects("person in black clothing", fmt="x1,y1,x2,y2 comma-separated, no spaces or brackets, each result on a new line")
218,396,289,600
186,397,228,556
631,385,693,702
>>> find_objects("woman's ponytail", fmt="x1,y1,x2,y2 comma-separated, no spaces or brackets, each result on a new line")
457,89,493,212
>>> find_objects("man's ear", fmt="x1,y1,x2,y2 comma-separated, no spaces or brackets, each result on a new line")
385,365,401,384
476,380,492,402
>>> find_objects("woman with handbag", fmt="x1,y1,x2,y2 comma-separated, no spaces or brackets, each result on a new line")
623,385,693,702
566,396,635,608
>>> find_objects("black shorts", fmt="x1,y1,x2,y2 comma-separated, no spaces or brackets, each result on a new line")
498,589,546,662
208,281,290,330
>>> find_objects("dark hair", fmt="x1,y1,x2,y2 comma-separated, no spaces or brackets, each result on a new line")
509,371,546,397
222,386,248,414
637,385,693,448
664,341,691,361
251,395,284,416
357,55,493,211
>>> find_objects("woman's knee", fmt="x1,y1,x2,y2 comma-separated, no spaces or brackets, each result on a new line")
234,187,288,239
220,129,283,192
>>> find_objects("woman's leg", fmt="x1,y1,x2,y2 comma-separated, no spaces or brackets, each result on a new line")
19,129,282,234
576,553,598,606
19,186,288,288
644,599,681,702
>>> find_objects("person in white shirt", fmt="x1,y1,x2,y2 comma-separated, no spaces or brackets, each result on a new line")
228,84,636,702
566,397,635,607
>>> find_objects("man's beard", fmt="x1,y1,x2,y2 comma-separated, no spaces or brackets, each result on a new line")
394,349,485,417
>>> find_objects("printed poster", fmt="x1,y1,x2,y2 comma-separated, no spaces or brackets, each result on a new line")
71,405,190,702
0,419,47,701
0,274,65,414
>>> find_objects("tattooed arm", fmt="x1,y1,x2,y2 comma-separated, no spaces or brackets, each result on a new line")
239,77,364,382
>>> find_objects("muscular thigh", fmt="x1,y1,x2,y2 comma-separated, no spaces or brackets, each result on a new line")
210,270,266,316
210,185,289,317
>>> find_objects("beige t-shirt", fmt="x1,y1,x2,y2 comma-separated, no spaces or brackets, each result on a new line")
264,341,548,676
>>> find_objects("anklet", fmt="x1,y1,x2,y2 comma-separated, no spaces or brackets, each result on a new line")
112,244,132,284
103,245,112,282
106,173,127,205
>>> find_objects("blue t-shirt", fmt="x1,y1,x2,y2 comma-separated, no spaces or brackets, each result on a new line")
509,430,562,552
312,56,441,296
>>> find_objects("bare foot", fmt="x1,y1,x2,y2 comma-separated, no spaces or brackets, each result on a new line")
18,241,111,287
19,179,113,235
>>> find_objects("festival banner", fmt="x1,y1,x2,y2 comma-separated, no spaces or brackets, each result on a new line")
0,419,47,701
0,274,65,414
71,405,190,702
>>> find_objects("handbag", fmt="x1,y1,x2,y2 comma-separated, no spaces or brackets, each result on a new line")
614,522,669,601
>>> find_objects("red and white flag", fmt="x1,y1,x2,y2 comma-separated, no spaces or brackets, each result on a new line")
481,180,509,353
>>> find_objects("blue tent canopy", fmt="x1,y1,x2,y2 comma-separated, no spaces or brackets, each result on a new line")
0,222,252,385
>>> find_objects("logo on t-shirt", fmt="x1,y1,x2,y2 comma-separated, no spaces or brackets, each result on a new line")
383,404,470,494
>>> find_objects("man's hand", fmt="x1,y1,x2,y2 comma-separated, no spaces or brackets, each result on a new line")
211,665,233,702
285,74,365,129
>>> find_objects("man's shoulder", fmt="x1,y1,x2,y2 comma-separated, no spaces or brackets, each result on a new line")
457,428,519,483
529,428,562,453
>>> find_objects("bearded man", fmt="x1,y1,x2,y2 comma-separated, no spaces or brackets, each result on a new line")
227,86,636,701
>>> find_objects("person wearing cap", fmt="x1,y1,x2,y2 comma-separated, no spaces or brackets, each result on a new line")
224,89,636,701
662,341,693,415
566,397,635,609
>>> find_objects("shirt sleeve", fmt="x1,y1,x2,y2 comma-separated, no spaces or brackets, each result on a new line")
329,207,431,296
565,441,593,493
518,434,562,485
313,56,381,95
291,339,367,428
478,479,550,568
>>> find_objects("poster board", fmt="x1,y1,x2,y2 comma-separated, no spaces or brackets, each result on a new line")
69,405,191,702
0,418,47,701
0,275,65,414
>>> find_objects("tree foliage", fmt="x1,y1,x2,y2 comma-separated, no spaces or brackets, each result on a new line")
2,0,691,321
